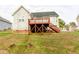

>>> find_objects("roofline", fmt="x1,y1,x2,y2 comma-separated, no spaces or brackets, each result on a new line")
0,16,12,24
31,11,58,13
31,11,59,17
12,5,30,16
0,20,12,24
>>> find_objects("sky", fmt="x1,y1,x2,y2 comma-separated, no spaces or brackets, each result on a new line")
0,0,79,25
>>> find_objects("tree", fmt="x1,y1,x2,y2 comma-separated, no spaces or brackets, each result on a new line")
65,24,69,31
69,22,76,28
69,22,77,31
58,18,65,29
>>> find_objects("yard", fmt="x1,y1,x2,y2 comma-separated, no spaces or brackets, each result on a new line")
0,31,79,53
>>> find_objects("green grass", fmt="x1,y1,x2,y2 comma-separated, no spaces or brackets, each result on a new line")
0,31,12,36
1,31,79,53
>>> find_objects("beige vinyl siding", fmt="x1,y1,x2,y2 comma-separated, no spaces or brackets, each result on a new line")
13,7,31,30
50,17,58,26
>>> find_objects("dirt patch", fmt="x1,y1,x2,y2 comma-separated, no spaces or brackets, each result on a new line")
0,49,9,54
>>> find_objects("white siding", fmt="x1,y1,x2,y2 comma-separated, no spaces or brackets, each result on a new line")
12,7,31,30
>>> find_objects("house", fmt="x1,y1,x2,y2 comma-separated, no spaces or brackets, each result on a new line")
76,15,79,26
0,16,12,31
12,6,60,34
76,15,79,30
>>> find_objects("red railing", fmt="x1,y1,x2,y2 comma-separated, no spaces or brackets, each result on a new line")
29,18,50,24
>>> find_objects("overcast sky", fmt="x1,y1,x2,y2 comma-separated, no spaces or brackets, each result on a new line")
0,0,79,25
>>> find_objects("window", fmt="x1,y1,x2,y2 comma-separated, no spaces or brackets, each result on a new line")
18,19,24,22
21,19,24,22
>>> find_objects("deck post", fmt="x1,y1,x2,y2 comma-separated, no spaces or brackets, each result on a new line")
41,18,43,32
35,24,37,33
41,24,43,32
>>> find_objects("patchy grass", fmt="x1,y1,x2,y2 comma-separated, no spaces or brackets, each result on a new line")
0,31,79,53
0,31,12,36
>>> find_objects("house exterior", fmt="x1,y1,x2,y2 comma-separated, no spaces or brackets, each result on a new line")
76,15,79,26
76,15,79,30
0,16,12,31
31,12,59,27
12,6,60,34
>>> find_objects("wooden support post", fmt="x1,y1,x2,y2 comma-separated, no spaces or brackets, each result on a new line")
31,24,49,33
31,25,35,31
37,25,41,32
35,24,36,33
43,24,48,32
41,24,44,32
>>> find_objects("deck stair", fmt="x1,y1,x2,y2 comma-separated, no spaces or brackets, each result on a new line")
49,23,60,33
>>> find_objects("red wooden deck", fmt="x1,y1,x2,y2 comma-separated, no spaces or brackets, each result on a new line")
29,17,60,33
29,17,50,25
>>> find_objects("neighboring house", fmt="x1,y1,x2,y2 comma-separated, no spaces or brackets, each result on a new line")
76,15,79,26
76,15,79,30
12,6,60,34
0,16,12,31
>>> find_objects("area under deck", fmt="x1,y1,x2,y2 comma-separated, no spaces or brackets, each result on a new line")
29,19,50,33
30,24,49,33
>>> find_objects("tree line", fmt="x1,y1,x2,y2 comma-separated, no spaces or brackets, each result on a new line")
58,18,77,31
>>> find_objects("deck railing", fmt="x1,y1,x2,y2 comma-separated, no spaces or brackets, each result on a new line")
29,19,49,24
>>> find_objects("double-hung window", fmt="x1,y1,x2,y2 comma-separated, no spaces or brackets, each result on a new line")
19,19,24,22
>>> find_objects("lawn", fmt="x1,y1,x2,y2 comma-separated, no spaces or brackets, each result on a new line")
0,31,79,54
